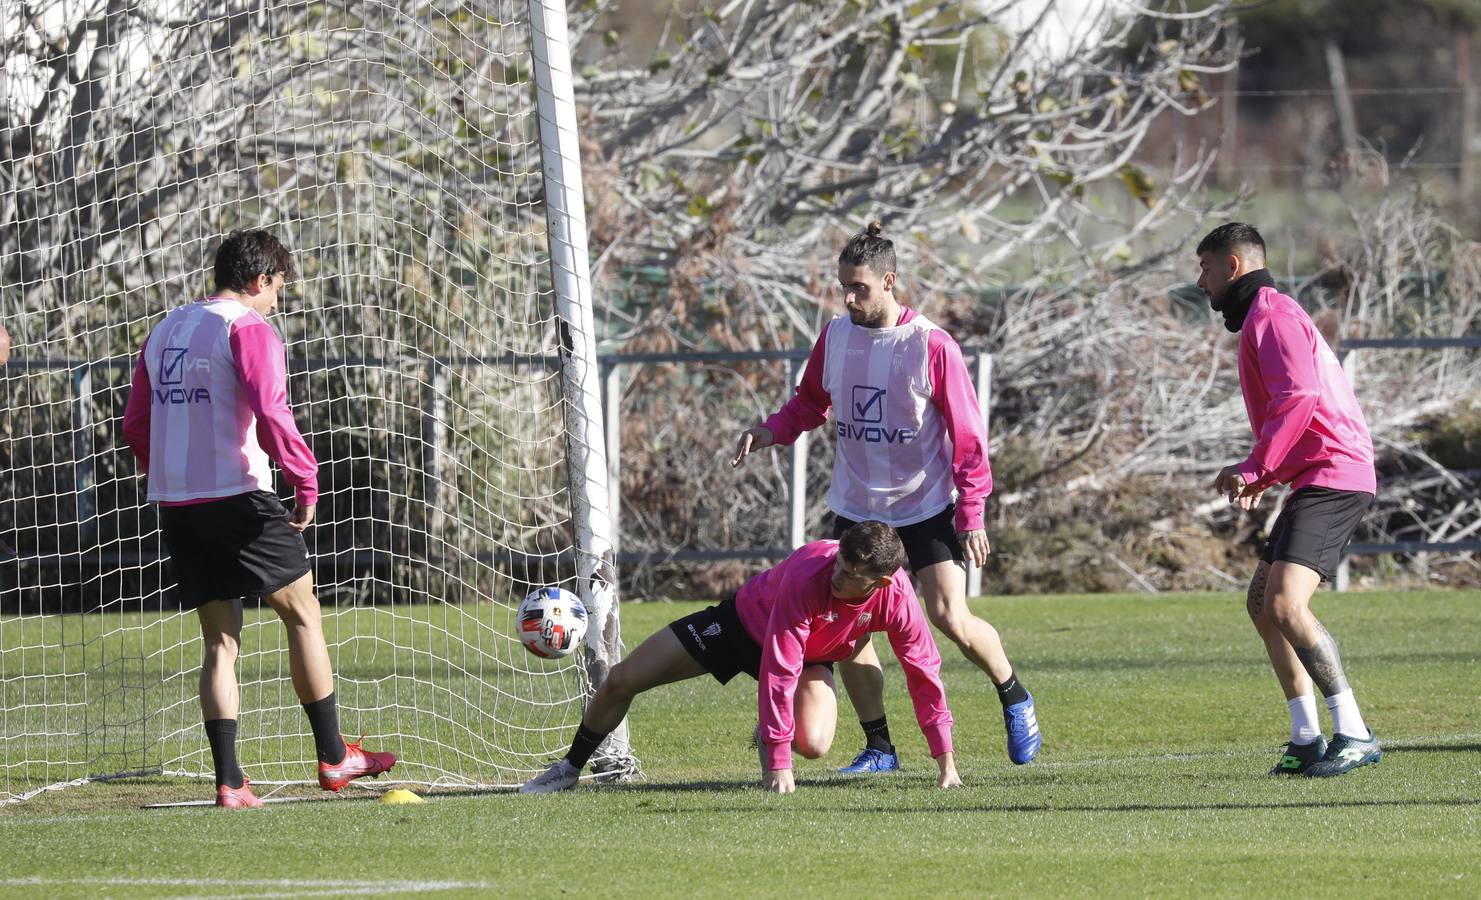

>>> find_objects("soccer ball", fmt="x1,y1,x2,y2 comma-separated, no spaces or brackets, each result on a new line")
517,586,588,659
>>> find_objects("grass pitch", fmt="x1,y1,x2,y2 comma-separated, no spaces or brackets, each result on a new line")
2,589,1478,898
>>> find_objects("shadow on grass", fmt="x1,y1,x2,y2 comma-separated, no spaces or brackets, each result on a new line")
657,796,1481,814
601,777,898,795
1383,741,1481,753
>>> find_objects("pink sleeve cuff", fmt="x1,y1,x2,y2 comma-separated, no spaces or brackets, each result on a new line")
953,499,985,534
1235,460,1263,487
922,723,953,759
766,742,792,771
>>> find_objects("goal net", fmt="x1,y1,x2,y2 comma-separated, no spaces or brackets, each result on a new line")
0,0,633,803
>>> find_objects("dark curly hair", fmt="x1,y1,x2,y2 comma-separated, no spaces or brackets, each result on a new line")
213,230,296,292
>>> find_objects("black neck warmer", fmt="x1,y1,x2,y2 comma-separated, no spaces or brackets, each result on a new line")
1217,268,1276,333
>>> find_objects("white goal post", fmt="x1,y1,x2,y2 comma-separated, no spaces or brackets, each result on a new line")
0,0,634,804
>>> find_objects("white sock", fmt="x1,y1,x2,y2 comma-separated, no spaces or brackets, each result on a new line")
1324,689,1369,738
1287,694,1322,745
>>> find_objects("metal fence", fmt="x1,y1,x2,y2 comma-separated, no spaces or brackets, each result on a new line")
4,347,993,597
1334,336,1481,590
9,335,1477,596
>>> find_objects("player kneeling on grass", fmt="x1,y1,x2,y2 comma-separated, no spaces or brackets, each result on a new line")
123,230,396,807
521,521,961,794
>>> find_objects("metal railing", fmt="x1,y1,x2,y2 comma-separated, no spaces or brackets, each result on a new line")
6,347,993,595
1334,336,1481,590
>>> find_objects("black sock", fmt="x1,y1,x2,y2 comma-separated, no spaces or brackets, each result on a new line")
860,716,895,754
302,693,347,765
204,719,244,789
995,672,1030,708
565,723,608,771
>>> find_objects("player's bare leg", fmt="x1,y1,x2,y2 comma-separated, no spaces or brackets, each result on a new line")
197,599,244,722
523,627,708,793
791,664,838,759
916,560,1012,680
198,598,260,806
584,628,708,734
262,572,333,704
838,637,886,722
918,560,1039,764
836,636,899,773
1248,561,1313,700
1252,560,1378,776
264,572,395,790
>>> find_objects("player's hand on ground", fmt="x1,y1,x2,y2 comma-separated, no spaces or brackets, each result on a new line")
762,767,795,793
289,502,316,532
731,426,775,468
957,529,990,567
935,752,962,789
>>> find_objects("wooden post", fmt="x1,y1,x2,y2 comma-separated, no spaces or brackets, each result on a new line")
1219,21,1239,186
1460,30,1476,198
1324,41,1359,169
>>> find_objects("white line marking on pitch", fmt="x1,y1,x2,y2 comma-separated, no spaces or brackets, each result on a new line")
0,877,490,897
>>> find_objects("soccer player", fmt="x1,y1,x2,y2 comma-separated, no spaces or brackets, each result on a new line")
730,222,1039,773
520,521,961,794
122,230,396,807
1197,222,1381,777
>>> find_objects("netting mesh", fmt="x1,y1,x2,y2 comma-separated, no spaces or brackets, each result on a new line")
0,0,618,802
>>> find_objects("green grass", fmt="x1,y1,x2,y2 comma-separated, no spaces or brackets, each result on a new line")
2,590,1479,898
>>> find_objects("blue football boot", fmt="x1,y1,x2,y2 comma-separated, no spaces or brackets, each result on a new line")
837,748,899,774
1003,693,1041,765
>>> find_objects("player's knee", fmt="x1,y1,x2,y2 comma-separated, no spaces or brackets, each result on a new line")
269,589,321,628
599,660,641,702
928,606,978,645
793,726,833,759
1266,593,1305,631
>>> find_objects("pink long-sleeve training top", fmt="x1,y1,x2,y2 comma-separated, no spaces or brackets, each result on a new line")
122,298,318,507
734,540,954,771
761,307,993,534
1233,286,1376,494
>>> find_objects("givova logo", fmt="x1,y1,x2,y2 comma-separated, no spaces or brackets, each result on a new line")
160,347,211,384
156,347,213,404
838,383,915,444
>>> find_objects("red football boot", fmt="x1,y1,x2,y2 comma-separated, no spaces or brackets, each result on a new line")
318,737,397,791
215,777,264,808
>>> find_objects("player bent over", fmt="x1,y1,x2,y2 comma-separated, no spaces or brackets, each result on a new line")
1197,222,1381,777
521,521,961,793
123,230,395,807
733,222,1039,773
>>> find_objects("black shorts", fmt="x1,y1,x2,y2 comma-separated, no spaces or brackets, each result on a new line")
159,490,312,609
832,505,962,573
668,595,835,685
1261,486,1374,581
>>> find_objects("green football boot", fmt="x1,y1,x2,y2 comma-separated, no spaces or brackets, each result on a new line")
1303,730,1382,778
1268,735,1328,776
